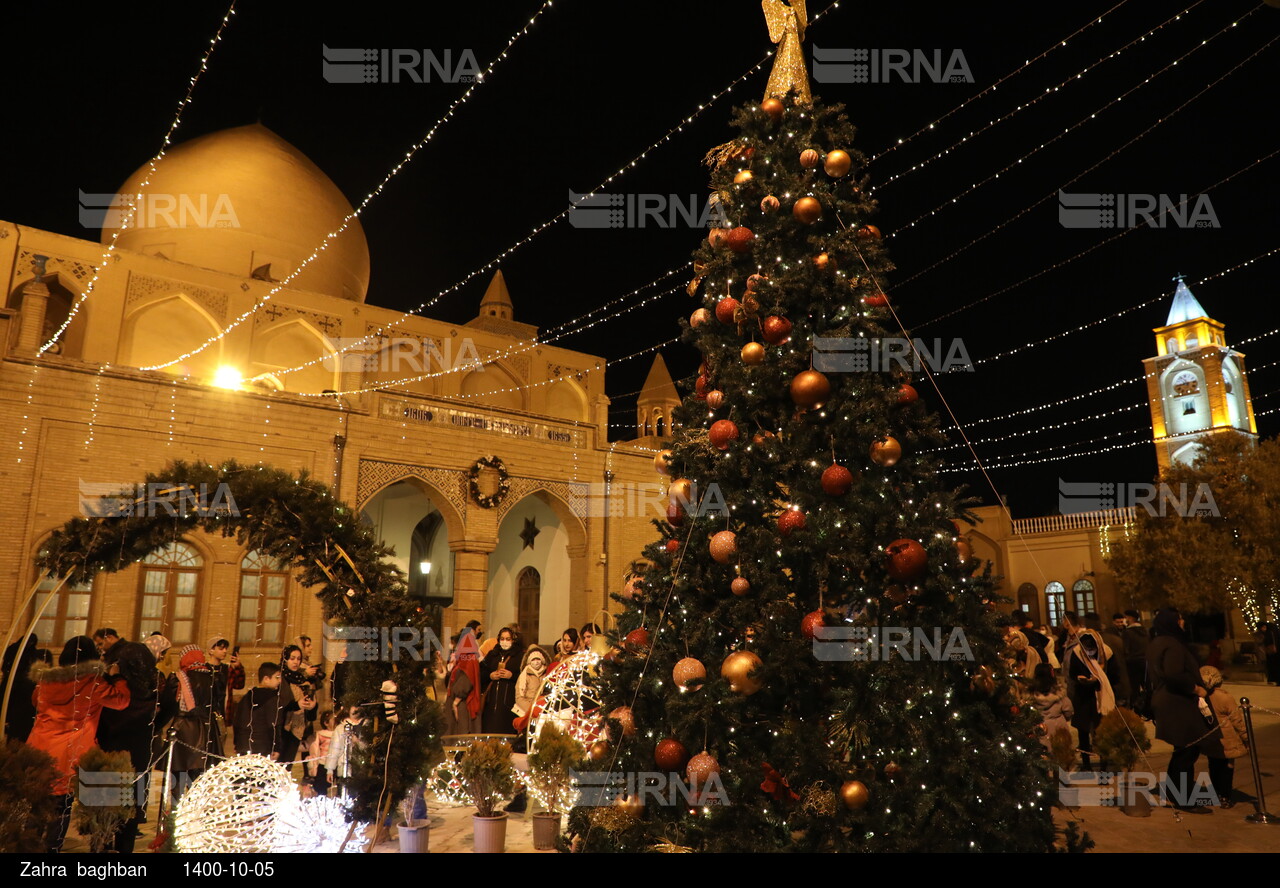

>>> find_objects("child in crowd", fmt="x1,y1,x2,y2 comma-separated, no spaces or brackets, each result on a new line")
308,710,336,798
1199,666,1248,808
325,704,366,796
233,662,296,758
1029,663,1075,755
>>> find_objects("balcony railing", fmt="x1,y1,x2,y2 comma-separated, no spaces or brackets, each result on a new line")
1011,507,1137,536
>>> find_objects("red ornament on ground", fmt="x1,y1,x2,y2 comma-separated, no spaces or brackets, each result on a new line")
885,538,928,581
715,297,740,325
821,464,854,496
801,609,825,639
709,419,740,450
709,530,738,564
727,227,755,253
777,508,807,536
761,316,792,345
655,739,690,772
731,577,751,596
896,384,919,405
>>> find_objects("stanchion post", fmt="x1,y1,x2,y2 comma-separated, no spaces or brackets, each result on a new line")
1241,698,1278,824
159,727,179,824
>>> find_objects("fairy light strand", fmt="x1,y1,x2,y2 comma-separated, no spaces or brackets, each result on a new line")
141,0,559,371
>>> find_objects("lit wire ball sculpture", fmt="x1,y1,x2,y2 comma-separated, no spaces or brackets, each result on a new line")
428,760,471,807
527,650,604,755
174,754,298,853
272,794,370,853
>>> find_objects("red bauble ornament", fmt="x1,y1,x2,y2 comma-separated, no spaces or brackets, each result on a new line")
687,752,721,786
821,464,854,496
746,273,766,292
666,500,685,527
665,539,680,554
727,227,755,254
801,609,825,639
790,370,831,408
625,628,651,651
777,508,807,536
856,224,882,241
709,530,738,564
761,316,792,345
760,98,784,121
813,252,831,270
733,169,754,185
715,297,740,325
610,706,637,738
694,375,710,401
690,308,712,328
863,293,889,308
706,390,726,410
709,419,740,450
731,576,751,596
885,538,928,581
896,383,919,405
655,738,690,772
792,196,822,224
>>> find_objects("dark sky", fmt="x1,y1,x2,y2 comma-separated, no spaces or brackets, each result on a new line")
4,0,1277,517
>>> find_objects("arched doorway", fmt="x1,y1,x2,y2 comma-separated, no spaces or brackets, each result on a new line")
517,567,541,648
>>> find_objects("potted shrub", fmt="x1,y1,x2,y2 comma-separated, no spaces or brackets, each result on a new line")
526,723,584,850
1094,706,1153,816
459,739,515,853
0,739,59,853
397,783,429,853
72,746,136,853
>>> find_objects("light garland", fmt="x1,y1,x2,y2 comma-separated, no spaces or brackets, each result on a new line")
939,433,1152,472
173,754,297,853
870,1,1198,187
905,28,1279,320
141,0,559,372
887,8,1265,242
527,650,605,755
927,401,1147,451
270,793,369,854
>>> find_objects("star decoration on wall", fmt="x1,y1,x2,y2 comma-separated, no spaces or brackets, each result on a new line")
520,516,540,550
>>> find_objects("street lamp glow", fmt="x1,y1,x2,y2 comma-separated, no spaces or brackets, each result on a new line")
212,366,243,389
419,560,432,575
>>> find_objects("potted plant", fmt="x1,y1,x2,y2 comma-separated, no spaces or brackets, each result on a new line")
0,739,59,853
72,746,136,853
526,723,584,850
1093,706,1153,816
397,783,429,853
459,738,515,853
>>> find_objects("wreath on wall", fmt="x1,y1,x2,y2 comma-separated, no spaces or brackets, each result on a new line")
468,455,511,508
28,459,443,825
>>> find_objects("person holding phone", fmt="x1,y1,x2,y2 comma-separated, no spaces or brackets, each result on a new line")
479,628,523,734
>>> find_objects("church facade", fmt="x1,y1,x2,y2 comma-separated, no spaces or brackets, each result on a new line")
0,125,680,674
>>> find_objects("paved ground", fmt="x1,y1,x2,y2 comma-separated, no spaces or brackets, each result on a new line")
59,680,1280,853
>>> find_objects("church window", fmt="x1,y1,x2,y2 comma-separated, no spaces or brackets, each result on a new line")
237,550,289,646
137,541,203,644
31,573,94,648
1071,580,1095,616
1182,399,1196,416
1045,581,1066,627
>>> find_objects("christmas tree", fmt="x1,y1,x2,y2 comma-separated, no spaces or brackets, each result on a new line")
567,1,1057,852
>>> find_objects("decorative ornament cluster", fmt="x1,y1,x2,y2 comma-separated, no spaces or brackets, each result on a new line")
468,455,512,508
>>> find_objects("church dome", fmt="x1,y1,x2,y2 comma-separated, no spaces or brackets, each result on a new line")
106,124,370,302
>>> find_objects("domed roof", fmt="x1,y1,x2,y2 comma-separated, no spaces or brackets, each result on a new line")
107,124,370,302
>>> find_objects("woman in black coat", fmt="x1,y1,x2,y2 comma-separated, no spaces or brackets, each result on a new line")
97,642,158,852
479,628,522,734
1147,607,1211,810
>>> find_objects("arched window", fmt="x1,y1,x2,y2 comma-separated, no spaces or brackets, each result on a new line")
238,550,289,646
31,573,94,649
517,566,541,648
1072,579,1096,616
1045,581,1066,627
137,541,203,644
1016,582,1040,626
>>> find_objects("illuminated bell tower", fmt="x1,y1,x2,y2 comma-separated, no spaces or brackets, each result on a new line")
1143,275,1257,473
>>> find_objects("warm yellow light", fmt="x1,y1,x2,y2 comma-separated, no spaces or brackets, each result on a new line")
212,366,243,389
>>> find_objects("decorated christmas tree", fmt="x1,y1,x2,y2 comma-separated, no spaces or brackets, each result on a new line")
567,1,1057,852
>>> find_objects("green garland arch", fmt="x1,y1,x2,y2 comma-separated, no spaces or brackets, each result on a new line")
35,459,443,824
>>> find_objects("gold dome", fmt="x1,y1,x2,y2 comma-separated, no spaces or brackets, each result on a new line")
107,124,370,302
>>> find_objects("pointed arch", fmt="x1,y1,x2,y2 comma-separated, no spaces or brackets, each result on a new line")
545,377,588,422
119,292,221,378
250,317,338,394
359,473,466,547
459,362,526,411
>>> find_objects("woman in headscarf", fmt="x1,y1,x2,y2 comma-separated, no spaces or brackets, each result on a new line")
164,644,223,797
444,630,481,735
479,628,523,734
96,641,157,852
1148,606,1211,811
1060,612,1114,769
26,636,130,852
2,634,41,741
278,643,318,767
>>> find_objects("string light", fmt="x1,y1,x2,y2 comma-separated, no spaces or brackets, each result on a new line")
887,9,1268,241
870,1,1198,186
903,29,1279,316
142,0,559,371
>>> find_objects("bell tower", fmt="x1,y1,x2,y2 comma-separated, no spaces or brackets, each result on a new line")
1142,275,1257,473
635,354,680,442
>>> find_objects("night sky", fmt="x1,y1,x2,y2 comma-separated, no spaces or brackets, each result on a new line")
4,0,1277,518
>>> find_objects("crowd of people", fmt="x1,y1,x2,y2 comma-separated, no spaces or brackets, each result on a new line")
1009,606,1265,811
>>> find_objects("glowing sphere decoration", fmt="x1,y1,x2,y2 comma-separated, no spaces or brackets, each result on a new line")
173,754,299,853
271,794,370,853
527,651,606,755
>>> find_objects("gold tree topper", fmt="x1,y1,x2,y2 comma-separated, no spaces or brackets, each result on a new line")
762,0,812,106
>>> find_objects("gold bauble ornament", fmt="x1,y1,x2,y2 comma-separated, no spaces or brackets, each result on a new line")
824,149,852,178
760,194,780,213
610,706,637,738
731,577,751,596
721,650,764,695
840,780,870,811
654,449,674,476
792,196,822,224
588,741,610,763
668,478,694,505
760,98,784,121
800,148,820,169
733,169,754,185
686,752,721,787
869,436,902,467
709,530,738,564
790,369,831,408
672,657,707,690
690,308,712,328
741,342,766,365
813,252,830,270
